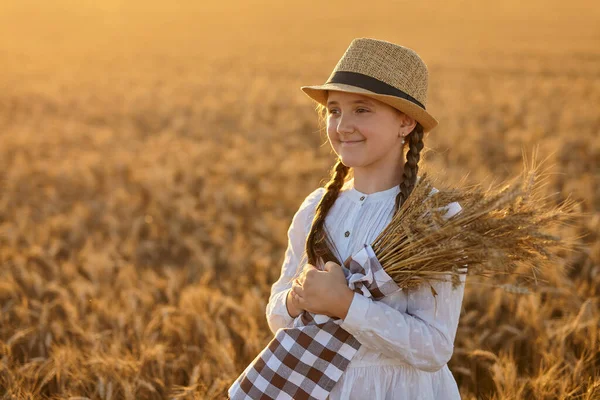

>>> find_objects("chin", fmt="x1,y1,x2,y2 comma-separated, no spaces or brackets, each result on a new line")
337,155,363,168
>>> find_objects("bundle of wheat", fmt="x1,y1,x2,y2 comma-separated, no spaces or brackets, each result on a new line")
368,155,583,293
316,152,584,295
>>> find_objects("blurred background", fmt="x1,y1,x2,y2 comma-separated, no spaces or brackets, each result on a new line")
0,1,599,399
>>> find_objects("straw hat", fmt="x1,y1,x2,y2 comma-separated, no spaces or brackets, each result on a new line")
301,38,438,133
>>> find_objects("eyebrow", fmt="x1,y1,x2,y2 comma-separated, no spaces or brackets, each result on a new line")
326,99,375,107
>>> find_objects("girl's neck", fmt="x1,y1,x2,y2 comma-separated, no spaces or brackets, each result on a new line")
351,166,405,194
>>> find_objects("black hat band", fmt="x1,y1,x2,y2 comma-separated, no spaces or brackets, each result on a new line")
326,71,425,110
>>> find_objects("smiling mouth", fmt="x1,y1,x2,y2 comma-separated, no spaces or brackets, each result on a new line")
340,140,365,147
341,140,365,143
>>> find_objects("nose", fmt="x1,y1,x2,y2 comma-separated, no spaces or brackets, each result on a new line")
336,113,355,135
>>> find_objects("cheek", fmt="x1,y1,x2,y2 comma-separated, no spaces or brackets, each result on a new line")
326,125,339,145
362,130,399,155
326,122,336,138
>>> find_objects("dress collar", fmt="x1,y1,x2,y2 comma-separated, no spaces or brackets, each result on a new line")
341,178,401,203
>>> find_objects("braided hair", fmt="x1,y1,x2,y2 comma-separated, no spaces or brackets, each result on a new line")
394,123,424,214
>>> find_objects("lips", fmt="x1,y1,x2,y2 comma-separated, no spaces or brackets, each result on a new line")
340,140,365,147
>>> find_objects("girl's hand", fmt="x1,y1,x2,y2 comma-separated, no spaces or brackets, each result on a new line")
286,280,305,318
292,261,354,319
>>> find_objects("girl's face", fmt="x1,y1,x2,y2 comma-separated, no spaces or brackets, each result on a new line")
325,91,415,170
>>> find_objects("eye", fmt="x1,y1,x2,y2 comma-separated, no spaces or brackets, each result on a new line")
327,107,369,115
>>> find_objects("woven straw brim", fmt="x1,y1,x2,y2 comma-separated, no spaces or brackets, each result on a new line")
301,83,438,133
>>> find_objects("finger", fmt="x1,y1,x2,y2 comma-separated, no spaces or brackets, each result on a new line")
304,263,318,271
292,287,305,308
298,273,309,286
293,291,303,307
292,285,304,300
296,265,311,283
290,289,298,305
324,261,340,272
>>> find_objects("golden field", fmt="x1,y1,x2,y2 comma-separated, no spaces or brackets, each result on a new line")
0,1,599,399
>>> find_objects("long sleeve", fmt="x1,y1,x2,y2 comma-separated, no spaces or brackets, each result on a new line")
340,271,466,373
339,201,466,373
265,187,325,335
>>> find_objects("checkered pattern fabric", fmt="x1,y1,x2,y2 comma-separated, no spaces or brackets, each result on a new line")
229,244,401,400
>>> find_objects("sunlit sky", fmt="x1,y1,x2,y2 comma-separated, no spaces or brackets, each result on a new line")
1,0,598,66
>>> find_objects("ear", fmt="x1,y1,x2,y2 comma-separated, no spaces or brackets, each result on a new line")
398,113,416,135
407,117,417,132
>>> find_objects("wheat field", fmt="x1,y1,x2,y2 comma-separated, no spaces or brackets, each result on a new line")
0,1,599,399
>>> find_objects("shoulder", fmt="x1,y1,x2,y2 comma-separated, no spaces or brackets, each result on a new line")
292,187,326,220
300,187,326,210
294,187,326,235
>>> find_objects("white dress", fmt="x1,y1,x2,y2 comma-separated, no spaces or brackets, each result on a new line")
265,178,466,400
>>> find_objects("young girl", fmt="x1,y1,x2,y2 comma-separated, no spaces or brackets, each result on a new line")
236,38,466,399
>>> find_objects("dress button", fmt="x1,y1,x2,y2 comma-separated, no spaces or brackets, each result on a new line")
344,231,350,237
359,196,365,201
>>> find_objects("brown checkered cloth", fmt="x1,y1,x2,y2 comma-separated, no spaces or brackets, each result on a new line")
228,243,401,400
